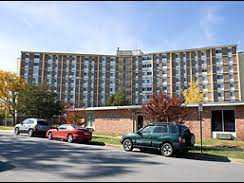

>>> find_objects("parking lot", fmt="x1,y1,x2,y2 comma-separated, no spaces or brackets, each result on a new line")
1,131,244,182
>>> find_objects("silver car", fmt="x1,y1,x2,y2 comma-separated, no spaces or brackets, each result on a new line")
14,118,50,137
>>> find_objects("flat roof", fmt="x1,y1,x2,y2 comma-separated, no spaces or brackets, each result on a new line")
71,102,244,111
72,105,141,111
148,44,237,55
21,51,116,57
21,44,238,58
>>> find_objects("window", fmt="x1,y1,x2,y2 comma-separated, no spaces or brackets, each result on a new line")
37,121,48,126
34,54,40,59
211,110,235,132
153,125,168,133
58,125,67,130
169,125,178,134
140,126,154,134
27,120,34,124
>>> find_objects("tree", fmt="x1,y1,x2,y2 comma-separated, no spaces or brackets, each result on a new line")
66,112,85,126
17,84,64,120
0,70,27,124
106,90,129,106
183,80,204,104
106,94,115,106
142,92,190,123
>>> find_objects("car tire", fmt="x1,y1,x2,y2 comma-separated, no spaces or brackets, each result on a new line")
28,129,34,137
139,147,146,152
161,143,174,157
67,134,73,143
123,139,133,152
48,132,53,140
15,128,20,135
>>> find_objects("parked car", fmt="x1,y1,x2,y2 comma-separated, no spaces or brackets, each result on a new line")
46,124,92,143
14,118,50,137
120,122,195,157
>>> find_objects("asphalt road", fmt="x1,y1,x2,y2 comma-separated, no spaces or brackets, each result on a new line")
1,131,244,182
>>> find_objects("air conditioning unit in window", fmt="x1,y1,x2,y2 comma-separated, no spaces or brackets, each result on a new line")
216,133,235,140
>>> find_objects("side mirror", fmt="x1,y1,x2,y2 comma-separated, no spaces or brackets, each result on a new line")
20,122,23,125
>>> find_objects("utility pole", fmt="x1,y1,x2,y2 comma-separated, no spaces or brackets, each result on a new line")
198,102,203,153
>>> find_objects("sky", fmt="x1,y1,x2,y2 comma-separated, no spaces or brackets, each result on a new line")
0,1,244,73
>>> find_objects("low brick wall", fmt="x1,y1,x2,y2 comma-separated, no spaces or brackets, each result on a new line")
93,109,134,136
67,105,244,140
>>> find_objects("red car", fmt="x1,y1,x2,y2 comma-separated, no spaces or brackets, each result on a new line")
46,124,92,143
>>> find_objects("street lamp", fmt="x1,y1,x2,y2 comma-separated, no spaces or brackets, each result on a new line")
198,102,203,153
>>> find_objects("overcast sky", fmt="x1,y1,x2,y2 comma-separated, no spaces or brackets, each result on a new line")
0,1,244,73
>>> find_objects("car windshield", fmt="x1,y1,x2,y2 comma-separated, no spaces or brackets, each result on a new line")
71,124,89,131
179,125,190,135
71,124,81,129
37,121,48,126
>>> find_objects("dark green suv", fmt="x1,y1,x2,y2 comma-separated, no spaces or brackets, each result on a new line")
120,122,195,157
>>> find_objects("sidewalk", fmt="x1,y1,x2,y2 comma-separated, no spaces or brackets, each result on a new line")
0,130,13,133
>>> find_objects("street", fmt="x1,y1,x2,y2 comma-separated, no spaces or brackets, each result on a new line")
0,131,244,182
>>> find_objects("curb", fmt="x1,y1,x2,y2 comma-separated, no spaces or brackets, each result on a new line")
105,144,122,149
0,130,13,133
230,158,244,165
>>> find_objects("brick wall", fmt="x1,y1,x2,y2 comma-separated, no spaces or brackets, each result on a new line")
67,105,244,140
93,109,134,136
236,106,244,140
184,107,212,141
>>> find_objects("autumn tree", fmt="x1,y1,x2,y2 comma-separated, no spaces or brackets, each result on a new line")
0,70,27,124
183,80,204,104
142,92,190,124
66,112,85,126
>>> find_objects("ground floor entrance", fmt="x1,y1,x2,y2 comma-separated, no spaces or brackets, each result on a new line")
136,115,144,131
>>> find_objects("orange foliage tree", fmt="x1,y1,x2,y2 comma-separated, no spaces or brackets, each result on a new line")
142,92,191,124
0,70,27,124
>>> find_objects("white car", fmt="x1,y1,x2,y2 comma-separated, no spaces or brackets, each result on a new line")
14,118,50,137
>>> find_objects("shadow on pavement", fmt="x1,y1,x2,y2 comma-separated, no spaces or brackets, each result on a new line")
86,141,105,146
175,152,231,162
0,134,162,180
134,148,231,163
0,161,15,172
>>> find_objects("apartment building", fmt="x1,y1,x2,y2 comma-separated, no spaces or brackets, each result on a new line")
19,44,243,107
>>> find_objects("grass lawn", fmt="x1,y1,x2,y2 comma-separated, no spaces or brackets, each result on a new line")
90,133,121,146
0,126,14,131
190,139,244,160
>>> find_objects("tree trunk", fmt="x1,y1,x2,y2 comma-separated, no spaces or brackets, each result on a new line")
12,112,16,125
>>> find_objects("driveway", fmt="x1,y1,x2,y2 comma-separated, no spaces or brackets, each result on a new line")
0,131,244,182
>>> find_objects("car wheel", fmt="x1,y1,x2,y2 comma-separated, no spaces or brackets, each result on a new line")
15,128,20,135
123,139,133,151
139,147,146,152
48,132,53,140
161,143,174,157
67,134,73,143
28,129,34,137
